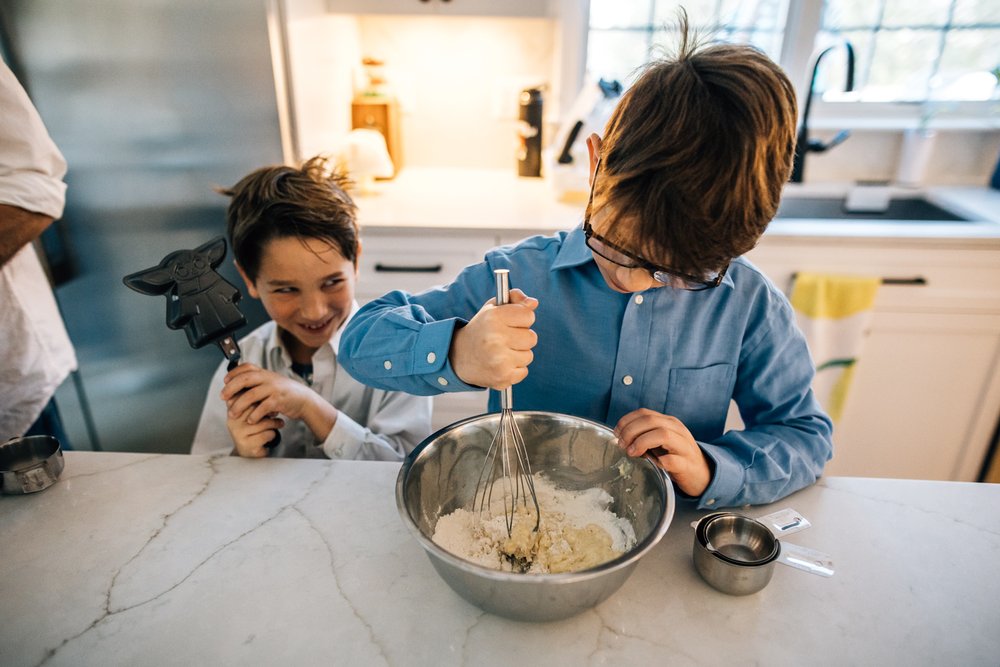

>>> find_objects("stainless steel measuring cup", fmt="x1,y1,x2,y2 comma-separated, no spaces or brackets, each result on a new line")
0,435,65,494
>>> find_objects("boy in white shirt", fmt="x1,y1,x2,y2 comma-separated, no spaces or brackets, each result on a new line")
191,156,431,459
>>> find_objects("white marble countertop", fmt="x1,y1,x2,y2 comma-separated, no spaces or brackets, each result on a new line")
352,167,1000,243
2,452,999,666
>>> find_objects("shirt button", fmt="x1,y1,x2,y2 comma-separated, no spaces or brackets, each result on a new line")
706,499,716,506
383,360,392,370
427,352,436,364
622,375,633,386
634,294,644,305
437,377,449,386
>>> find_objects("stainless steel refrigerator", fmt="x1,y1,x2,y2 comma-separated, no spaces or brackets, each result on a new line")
3,0,283,453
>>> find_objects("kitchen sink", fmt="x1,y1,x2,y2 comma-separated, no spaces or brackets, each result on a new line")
775,196,971,222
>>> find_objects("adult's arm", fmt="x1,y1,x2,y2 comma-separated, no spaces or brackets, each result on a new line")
0,203,53,266
0,59,68,266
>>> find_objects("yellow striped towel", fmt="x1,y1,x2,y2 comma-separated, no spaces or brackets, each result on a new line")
790,272,881,423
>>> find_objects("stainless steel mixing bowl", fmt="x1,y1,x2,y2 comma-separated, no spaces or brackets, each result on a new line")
396,411,675,622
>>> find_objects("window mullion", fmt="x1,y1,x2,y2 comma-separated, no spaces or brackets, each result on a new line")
780,0,824,116
858,0,889,97
926,0,959,99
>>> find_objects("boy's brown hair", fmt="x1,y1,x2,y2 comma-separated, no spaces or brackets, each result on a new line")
219,155,358,282
595,13,797,278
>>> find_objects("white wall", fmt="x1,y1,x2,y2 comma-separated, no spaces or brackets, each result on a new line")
282,12,558,170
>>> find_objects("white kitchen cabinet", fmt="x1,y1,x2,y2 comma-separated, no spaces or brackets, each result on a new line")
324,0,553,17
356,226,497,430
745,236,1000,482
356,226,500,300
833,310,1000,481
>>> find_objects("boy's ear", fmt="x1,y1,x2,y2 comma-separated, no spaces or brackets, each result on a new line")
354,238,363,273
586,133,602,187
234,260,259,299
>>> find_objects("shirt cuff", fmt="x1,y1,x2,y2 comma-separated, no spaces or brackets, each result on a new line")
413,318,479,393
0,172,67,219
696,441,745,509
321,412,367,460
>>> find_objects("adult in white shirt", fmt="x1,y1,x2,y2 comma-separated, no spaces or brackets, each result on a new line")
0,58,77,444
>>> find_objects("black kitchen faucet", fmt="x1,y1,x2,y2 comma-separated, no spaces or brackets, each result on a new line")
790,40,856,184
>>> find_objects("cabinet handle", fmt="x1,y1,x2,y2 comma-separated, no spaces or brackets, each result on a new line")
881,277,927,286
374,262,443,273
790,272,927,287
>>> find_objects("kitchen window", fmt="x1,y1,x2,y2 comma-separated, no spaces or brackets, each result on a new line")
584,0,1000,128
587,0,789,84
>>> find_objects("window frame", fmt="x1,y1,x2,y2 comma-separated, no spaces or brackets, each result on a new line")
576,0,999,132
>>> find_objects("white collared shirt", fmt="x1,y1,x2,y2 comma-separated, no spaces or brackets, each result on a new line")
190,301,432,460
0,59,77,439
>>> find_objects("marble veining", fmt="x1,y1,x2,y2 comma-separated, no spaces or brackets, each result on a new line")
1,453,998,666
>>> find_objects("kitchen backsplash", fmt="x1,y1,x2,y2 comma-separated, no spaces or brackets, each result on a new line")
282,7,999,187
802,128,1000,187
286,13,556,170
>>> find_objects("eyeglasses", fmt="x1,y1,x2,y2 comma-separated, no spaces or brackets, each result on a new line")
583,161,728,291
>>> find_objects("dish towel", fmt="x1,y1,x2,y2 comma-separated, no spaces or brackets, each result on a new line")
789,272,881,423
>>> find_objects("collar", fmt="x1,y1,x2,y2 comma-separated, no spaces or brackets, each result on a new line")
718,265,736,289
551,224,595,272
330,299,360,355
266,299,360,365
551,224,736,290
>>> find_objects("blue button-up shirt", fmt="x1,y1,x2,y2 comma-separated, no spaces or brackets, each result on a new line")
340,226,833,508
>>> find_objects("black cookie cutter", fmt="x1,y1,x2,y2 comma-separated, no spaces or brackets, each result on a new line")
123,236,279,450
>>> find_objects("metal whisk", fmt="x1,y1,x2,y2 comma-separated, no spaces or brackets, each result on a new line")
473,269,541,537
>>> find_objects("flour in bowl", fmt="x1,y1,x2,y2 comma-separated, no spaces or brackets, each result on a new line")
431,475,636,574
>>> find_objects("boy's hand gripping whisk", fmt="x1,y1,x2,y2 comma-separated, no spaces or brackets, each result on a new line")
473,269,540,537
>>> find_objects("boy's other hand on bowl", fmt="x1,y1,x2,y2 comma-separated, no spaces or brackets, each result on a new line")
450,288,538,390
615,408,712,498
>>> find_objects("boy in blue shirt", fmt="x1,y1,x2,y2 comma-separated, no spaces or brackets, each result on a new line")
339,24,833,507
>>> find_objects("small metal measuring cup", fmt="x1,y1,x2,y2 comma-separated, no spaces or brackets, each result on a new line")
693,510,835,595
693,513,781,595
0,435,65,494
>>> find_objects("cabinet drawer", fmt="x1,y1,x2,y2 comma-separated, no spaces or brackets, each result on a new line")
747,239,1000,313
357,228,500,301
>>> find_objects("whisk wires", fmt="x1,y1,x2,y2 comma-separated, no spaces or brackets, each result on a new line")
472,269,541,537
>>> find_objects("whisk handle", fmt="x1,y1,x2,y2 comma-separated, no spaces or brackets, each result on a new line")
500,386,513,410
494,268,510,305
494,269,514,411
